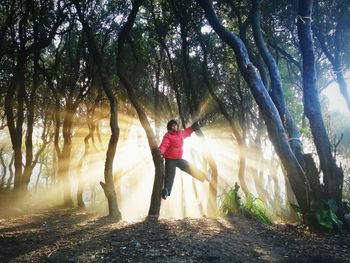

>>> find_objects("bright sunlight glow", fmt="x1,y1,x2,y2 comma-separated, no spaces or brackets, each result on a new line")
7,99,290,221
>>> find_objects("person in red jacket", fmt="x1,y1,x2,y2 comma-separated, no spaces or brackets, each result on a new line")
159,119,211,200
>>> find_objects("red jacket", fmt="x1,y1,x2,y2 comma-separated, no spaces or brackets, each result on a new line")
159,127,193,159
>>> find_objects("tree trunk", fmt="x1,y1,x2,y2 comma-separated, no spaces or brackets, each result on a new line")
237,9,270,88
284,173,300,222
76,114,96,209
0,151,7,190
251,0,305,168
154,52,161,143
53,96,65,201
74,0,122,219
35,161,43,192
237,146,249,197
76,142,88,209
61,109,74,207
22,49,39,192
7,155,14,190
197,0,309,215
115,0,165,218
53,97,74,207
179,22,197,117
5,61,25,196
297,0,343,202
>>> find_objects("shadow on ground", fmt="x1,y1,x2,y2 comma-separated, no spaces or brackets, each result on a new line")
0,208,349,262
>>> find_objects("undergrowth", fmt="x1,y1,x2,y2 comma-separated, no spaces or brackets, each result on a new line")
220,183,273,225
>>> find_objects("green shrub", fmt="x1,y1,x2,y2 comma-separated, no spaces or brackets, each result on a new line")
243,194,273,225
220,183,241,215
219,183,272,225
311,199,343,229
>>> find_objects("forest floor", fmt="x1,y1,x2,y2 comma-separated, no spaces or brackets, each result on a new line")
0,206,349,263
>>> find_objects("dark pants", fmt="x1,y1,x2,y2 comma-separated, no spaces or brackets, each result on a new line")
163,158,206,195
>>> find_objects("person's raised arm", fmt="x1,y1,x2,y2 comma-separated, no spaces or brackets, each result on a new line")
182,122,200,138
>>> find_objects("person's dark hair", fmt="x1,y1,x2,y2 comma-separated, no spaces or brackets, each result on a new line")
167,119,178,131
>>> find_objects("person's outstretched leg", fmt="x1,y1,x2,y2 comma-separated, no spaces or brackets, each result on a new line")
177,159,206,182
162,159,177,199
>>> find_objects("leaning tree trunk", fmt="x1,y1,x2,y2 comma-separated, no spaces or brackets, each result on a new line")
238,9,270,89
116,0,165,218
197,0,310,215
297,0,343,202
74,1,122,219
251,0,305,168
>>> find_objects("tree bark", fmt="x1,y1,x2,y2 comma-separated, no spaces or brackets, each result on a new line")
54,95,64,188
0,150,7,189
3,3,29,194
22,39,40,191
53,95,74,207
5,60,25,196
7,155,14,190
297,0,343,202
197,0,309,214
61,108,74,207
50,34,87,207
251,0,305,168
237,8,270,88
74,0,122,219
116,0,165,218
153,51,162,142
4,0,67,196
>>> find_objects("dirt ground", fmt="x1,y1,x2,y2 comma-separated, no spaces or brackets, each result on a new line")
0,207,349,263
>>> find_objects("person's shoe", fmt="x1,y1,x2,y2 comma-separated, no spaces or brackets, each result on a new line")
206,168,212,182
161,188,169,200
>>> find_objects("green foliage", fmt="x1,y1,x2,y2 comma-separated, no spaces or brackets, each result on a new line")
243,195,273,225
311,199,343,229
220,185,272,225
220,185,241,215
